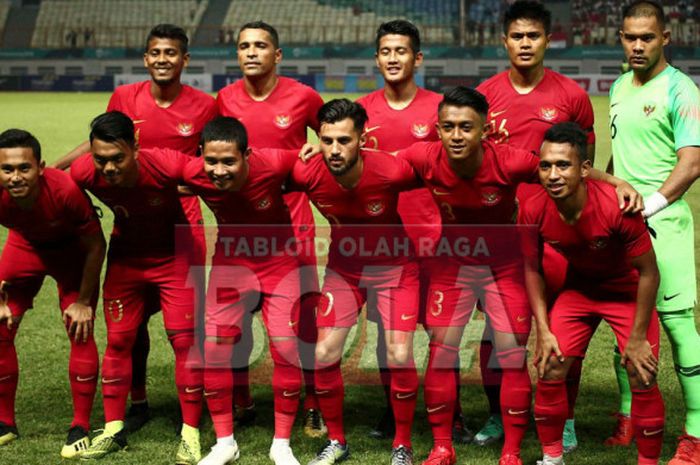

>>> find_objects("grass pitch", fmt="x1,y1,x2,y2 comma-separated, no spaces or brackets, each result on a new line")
0,91,697,464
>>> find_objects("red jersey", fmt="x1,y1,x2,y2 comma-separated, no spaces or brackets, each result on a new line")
290,151,417,263
107,81,217,157
518,179,652,294
70,149,189,257
477,69,595,152
0,168,100,248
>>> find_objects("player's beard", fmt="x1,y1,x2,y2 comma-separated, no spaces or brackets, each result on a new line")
326,152,359,177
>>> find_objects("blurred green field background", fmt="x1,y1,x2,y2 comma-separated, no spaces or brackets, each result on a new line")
0,91,697,464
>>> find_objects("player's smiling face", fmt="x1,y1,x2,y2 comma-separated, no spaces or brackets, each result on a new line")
538,141,590,200
90,138,139,187
375,34,422,85
0,147,44,201
202,140,250,191
237,28,281,78
503,19,549,70
319,118,364,177
620,15,669,75
437,105,484,163
143,37,189,86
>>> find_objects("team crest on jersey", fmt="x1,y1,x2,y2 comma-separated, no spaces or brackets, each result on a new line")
411,121,430,139
177,123,194,136
366,200,386,216
256,197,272,211
588,237,609,250
643,103,656,117
540,107,558,121
274,114,292,129
480,187,502,206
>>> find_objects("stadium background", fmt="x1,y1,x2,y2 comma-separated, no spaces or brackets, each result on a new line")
0,0,698,464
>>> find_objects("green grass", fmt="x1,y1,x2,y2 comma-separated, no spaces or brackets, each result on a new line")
0,92,697,464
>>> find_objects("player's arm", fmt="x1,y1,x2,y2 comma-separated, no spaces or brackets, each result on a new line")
0,280,13,330
644,146,700,217
52,141,90,170
588,168,643,213
63,230,106,343
621,248,660,385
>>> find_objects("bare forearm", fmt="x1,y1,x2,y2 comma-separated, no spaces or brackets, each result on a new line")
525,268,550,334
53,140,90,170
657,148,700,204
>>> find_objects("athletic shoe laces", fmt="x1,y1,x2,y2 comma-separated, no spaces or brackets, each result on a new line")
392,446,412,465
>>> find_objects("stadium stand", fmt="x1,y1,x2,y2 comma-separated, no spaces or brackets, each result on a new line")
31,0,208,48
0,0,10,46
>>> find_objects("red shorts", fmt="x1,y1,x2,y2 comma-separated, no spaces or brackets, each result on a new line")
424,259,531,335
317,260,420,331
102,255,196,333
205,258,301,339
549,289,660,358
0,239,96,317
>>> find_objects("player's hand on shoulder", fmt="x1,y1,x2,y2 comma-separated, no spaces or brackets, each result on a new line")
615,181,644,214
63,302,94,343
299,143,320,162
534,329,563,379
621,336,658,386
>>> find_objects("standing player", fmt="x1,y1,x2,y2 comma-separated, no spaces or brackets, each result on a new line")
292,99,420,465
183,117,309,465
217,20,325,435
475,0,595,449
72,112,204,464
610,2,700,462
356,19,460,442
523,122,664,465
0,129,105,458
56,24,218,431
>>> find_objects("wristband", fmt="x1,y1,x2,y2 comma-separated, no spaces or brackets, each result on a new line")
642,191,669,218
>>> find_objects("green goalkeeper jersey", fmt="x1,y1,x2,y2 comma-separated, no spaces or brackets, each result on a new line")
610,65,700,196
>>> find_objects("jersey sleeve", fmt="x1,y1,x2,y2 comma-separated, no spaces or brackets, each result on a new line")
62,179,102,236
305,88,324,133
275,149,301,176
506,146,540,184
570,89,596,145
396,142,429,180
106,87,126,112
618,212,653,258
69,155,93,189
288,158,310,192
157,149,190,182
669,75,700,151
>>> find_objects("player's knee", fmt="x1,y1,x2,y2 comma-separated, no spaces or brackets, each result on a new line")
626,365,657,389
168,330,195,351
106,330,137,355
315,341,341,366
386,342,412,367
542,355,567,381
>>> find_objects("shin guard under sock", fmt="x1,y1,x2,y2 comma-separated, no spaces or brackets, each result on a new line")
424,342,458,449
498,347,531,457
534,379,567,458
203,340,234,438
632,386,665,464
390,364,418,448
315,361,345,444
170,331,203,427
270,339,302,439
68,336,99,430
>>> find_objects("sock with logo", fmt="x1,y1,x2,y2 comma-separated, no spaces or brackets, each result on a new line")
102,330,137,422
270,338,301,439
498,347,531,457
632,386,665,463
130,321,150,403
390,362,418,448
169,331,203,427
203,339,234,438
534,378,567,458
480,329,503,415
315,361,345,444
424,342,458,449
0,325,18,427
68,334,99,430
659,309,700,436
566,357,583,418
613,345,633,416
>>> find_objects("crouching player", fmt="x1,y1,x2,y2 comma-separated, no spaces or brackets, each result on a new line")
521,123,664,465
183,117,308,465
0,129,105,458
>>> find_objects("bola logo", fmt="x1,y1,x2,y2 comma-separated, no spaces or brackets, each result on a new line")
177,122,194,136
274,114,292,129
539,107,558,121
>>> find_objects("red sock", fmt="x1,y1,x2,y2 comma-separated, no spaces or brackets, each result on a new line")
270,339,301,439
102,330,137,422
231,319,254,408
68,336,99,430
315,361,345,444
534,379,567,458
170,331,203,427
204,340,234,438
566,358,582,419
632,386,664,464
424,342,458,449
480,336,502,414
130,321,149,403
298,292,319,410
498,347,531,457
0,326,18,426
390,364,418,448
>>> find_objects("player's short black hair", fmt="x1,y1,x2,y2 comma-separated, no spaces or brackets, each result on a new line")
89,111,136,148
543,122,589,162
503,0,552,35
622,1,666,29
375,20,421,54
438,86,489,120
317,99,368,134
0,129,41,163
238,21,280,49
146,24,189,54
201,117,249,154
